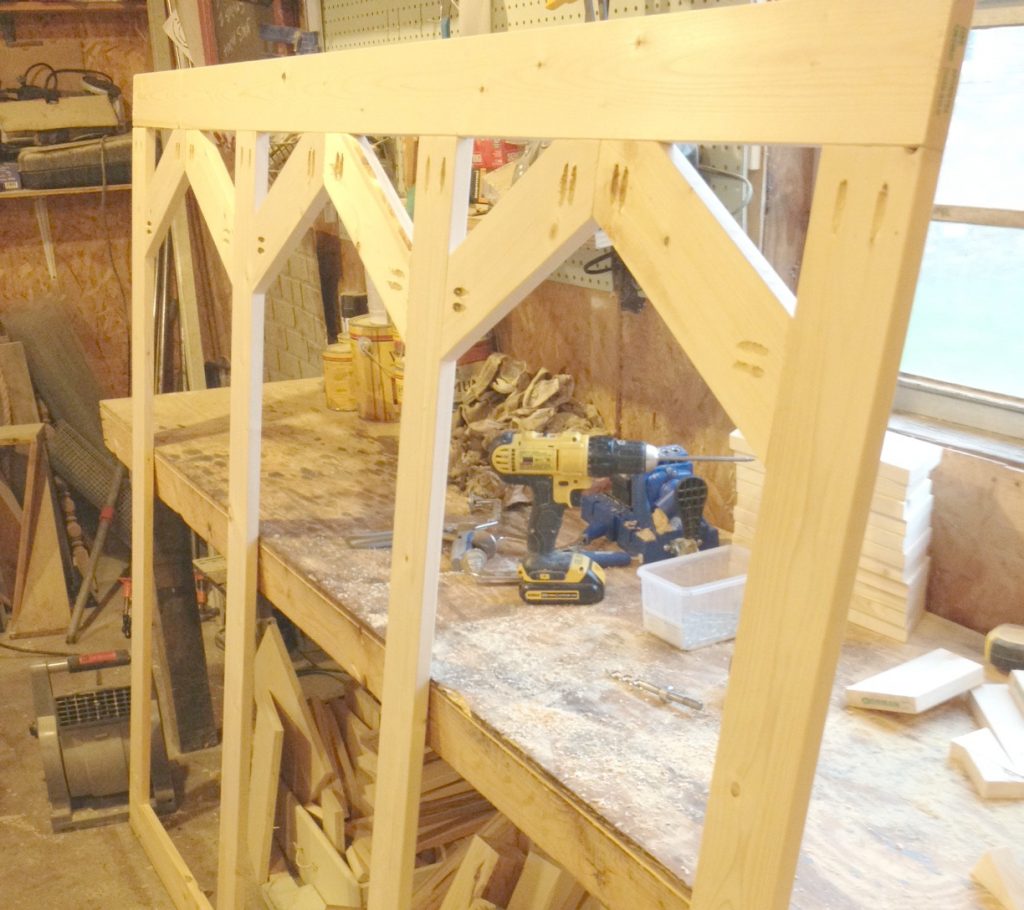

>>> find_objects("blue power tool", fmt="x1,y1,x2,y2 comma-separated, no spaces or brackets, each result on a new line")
580,445,720,564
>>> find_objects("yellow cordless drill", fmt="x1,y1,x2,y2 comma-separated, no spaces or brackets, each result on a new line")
489,430,726,605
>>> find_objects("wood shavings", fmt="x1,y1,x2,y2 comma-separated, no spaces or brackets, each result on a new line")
449,353,605,502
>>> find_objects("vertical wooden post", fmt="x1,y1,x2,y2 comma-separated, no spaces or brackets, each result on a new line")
367,135,473,910
215,130,269,909
692,143,947,910
130,126,158,814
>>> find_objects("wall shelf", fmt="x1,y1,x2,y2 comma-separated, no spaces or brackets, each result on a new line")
0,2,143,12
0,182,130,201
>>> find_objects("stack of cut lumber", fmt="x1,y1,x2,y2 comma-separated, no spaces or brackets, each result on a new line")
730,429,941,642
251,622,606,910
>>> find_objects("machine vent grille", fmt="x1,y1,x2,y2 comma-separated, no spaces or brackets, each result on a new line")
55,686,131,728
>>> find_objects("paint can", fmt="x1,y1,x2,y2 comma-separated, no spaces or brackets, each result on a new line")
322,337,356,412
349,316,403,421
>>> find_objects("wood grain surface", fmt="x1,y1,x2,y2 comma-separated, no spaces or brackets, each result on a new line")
102,379,1018,910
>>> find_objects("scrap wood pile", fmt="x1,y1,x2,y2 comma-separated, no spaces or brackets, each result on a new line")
449,353,605,502
253,621,606,910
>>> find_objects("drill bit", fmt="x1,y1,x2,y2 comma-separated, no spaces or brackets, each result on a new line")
608,670,703,711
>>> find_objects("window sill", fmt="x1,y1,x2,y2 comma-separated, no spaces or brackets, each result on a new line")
889,411,1024,469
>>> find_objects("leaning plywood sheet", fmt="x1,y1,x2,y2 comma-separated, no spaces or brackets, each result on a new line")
846,649,983,714
255,622,335,803
249,690,285,884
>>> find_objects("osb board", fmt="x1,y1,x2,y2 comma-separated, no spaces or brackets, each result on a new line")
928,451,1024,632
494,281,735,529
492,281,619,433
0,9,148,400
9,9,149,101
101,379,1021,910
0,194,131,399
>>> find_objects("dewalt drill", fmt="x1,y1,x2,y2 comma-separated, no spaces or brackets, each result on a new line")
488,430,732,605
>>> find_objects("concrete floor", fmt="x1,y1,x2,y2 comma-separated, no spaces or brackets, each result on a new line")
0,571,226,909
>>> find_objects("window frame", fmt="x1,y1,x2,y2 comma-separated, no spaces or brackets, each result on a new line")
894,10,1024,456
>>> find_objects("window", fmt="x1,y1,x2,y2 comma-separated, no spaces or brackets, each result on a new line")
895,22,1024,445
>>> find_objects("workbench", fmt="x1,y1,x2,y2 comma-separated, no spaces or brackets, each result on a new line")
101,378,1019,909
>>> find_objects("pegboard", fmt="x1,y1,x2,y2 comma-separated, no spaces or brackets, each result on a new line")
320,0,753,289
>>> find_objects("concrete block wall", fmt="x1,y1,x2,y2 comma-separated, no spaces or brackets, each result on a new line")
264,231,329,382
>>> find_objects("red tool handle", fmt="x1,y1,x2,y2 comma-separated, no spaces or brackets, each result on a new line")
66,649,131,673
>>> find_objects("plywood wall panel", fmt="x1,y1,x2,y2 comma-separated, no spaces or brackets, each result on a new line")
617,303,735,530
493,282,620,435
10,10,149,102
0,194,132,399
928,451,1024,632
0,9,148,400
494,281,735,530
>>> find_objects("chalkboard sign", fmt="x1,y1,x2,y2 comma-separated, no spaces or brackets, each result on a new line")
212,0,276,64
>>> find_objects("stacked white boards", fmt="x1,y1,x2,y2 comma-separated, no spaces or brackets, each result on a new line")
730,429,942,641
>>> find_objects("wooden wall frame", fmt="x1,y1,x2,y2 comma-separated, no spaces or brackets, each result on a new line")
128,2,971,908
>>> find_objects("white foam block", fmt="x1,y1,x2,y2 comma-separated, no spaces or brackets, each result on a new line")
972,847,1024,910
1011,670,1024,715
845,648,984,714
950,728,1024,800
970,684,1024,774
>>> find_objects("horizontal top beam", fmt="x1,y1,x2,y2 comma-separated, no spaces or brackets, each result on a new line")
133,0,967,148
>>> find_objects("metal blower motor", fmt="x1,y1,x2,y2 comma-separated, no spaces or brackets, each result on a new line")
31,649,176,832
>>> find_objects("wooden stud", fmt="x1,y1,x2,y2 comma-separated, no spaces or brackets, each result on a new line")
130,125,159,816
133,0,964,148
215,130,269,910
254,624,336,803
184,129,235,269
366,136,473,910
593,141,792,461
249,690,286,885
441,140,600,361
250,133,329,293
7,434,70,638
506,850,584,910
323,134,413,336
144,130,190,258
692,139,965,910
133,802,215,910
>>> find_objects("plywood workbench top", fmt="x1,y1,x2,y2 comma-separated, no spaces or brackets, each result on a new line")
101,379,1017,910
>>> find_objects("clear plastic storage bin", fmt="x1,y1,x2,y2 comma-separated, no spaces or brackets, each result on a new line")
637,545,751,650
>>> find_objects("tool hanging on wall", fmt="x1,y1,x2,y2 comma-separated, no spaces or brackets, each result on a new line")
488,430,749,605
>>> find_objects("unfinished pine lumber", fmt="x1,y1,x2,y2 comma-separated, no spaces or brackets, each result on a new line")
258,672,594,910
125,3,970,909
732,429,941,642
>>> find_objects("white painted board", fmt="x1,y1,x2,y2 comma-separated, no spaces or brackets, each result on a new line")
845,648,983,714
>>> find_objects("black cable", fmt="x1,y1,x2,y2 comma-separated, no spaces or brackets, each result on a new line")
583,251,614,275
296,667,349,680
42,67,117,96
